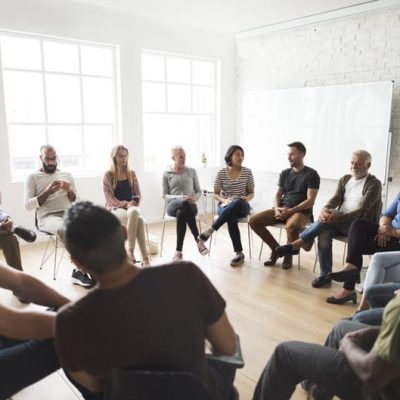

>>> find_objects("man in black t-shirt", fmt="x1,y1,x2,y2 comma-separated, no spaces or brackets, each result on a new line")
55,202,237,400
249,142,320,269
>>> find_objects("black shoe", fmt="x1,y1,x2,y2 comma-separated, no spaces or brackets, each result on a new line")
275,244,299,257
71,269,95,288
311,275,332,288
328,269,360,283
311,384,333,400
326,291,356,305
264,251,278,266
282,255,293,269
13,226,37,243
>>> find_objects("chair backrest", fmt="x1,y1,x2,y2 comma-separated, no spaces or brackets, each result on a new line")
105,368,211,400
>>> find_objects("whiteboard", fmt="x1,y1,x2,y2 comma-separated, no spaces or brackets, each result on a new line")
242,81,393,182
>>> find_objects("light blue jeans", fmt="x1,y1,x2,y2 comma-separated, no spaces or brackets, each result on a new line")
300,220,352,276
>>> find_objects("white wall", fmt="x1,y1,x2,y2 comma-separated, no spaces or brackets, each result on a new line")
0,0,235,230
236,3,400,214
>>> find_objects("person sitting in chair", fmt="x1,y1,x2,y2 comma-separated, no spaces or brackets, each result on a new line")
55,202,238,400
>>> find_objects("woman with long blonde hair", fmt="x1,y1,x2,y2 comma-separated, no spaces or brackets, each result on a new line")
103,145,150,266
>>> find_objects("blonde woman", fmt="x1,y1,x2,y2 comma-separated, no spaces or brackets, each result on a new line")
103,145,150,266
162,146,208,260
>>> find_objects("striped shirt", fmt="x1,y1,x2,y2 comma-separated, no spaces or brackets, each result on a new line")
214,167,254,200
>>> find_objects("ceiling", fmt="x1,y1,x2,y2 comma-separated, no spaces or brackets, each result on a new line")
71,0,383,33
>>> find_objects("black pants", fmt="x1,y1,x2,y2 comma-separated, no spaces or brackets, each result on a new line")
252,320,366,400
167,199,199,251
344,219,400,290
0,337,59,399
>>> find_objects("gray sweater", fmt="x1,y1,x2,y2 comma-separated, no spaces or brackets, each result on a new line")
162,167,201,204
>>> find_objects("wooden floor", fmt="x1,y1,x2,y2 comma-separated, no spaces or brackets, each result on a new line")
0,221,358,400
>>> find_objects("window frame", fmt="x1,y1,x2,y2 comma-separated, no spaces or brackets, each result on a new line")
0,30,121,182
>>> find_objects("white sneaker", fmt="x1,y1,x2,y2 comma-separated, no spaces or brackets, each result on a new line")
197,240,209,256
172,251,183,261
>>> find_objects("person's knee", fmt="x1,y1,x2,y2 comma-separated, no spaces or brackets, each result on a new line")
127,207,140,217
286,223,301,237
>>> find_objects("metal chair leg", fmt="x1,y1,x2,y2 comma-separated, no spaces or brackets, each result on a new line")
160,220,166,257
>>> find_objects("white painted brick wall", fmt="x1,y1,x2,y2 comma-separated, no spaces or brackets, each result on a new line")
236,5,400,215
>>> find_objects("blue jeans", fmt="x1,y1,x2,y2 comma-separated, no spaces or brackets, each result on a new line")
0,337,59,399
213,199,250,253
353,282,400,325
300,220,352,276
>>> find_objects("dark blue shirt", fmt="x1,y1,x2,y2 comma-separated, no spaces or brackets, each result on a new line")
114,180,132,202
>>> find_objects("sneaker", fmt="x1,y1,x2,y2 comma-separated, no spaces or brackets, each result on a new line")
230,253,245,267
172,251,183,261
71,269,95,288
13,226,37,243
197,240,209,256
198,227,214,243
311,275,332,288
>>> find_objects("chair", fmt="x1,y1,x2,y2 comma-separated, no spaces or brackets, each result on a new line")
313,235,348,273
35,213,65,280
160,202,202,257
258,223,316,270
105,334,244,400
208,213,253,259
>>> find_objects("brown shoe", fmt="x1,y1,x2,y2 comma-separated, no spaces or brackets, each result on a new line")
282,255,293,269
264,250,279,266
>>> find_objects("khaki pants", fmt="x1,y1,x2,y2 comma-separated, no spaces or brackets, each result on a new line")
111,207,147,257
249,209,309,251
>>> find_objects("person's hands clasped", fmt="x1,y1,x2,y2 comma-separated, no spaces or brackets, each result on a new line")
1,217,13,231
374,224,392,247
184,194,196,204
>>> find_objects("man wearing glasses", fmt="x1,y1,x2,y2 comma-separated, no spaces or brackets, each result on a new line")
24,145,93,287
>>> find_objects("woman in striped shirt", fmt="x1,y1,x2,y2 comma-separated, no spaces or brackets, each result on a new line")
199,145,254,266
103,145,150,266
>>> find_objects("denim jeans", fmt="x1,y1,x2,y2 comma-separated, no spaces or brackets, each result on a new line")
300,220,352,276
0,337,59,399
213,199,250,253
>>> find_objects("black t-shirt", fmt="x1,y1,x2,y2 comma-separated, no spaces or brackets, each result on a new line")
55,262,226,396
278,166,320,210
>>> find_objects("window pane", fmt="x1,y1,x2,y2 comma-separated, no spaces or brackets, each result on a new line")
167,84,190,113
142,82,165,112
81,46,113,77
8,125,46,158
166,58,190,83
142,54,164,81
46,74,81,123
193,86,214,113
193,60,214,85
82,77,115,123
1,36,41,70
2,71,45,123
43,41,79,73
48,126,83,155
84,126,114,171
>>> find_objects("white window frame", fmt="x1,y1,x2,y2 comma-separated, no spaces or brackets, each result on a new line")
141,49,220,171
0,30,121,182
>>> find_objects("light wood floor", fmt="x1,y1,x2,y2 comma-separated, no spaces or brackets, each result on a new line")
0,221,359,400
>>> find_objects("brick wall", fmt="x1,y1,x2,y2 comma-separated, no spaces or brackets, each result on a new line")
236,5,400,214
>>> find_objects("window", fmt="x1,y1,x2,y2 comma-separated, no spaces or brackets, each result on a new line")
141,51,219,171
0,32,120,181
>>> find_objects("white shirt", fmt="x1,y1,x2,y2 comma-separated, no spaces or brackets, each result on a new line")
24,170,77,220
340,175,368,214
